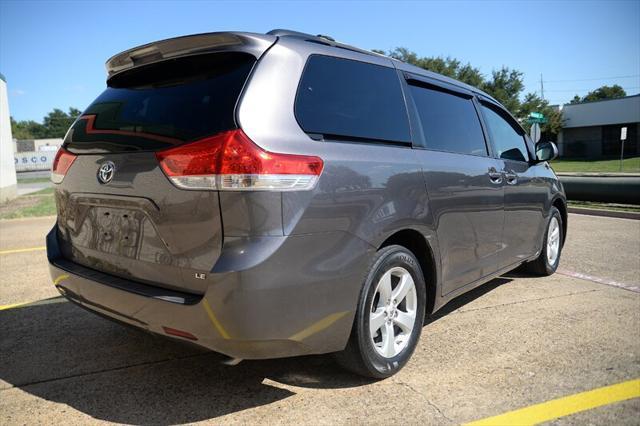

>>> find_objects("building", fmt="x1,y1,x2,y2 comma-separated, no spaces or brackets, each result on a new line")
557,95,640,159
0,73,17,203
14,138,63,153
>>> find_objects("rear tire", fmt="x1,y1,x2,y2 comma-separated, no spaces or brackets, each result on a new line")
525,207,563,276
335,245,426,379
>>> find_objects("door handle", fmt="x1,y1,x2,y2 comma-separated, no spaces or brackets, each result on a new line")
488,168,503,184
504,171,518,185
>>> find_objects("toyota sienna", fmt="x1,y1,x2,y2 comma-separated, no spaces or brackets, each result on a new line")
47,30,567,378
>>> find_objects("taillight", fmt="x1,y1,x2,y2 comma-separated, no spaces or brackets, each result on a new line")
156,129,323,191
51,147,77,184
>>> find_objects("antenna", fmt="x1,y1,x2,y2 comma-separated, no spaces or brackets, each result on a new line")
540,73,545,100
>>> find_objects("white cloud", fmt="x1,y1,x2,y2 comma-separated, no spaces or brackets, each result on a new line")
10,89,25,96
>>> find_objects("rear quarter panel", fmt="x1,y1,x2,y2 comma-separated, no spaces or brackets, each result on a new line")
236,38,442,307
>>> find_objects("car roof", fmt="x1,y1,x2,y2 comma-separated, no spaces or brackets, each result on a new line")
106,29,500,105
268,29,500,104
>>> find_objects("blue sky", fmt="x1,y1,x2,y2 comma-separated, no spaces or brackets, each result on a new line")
1,0,639,121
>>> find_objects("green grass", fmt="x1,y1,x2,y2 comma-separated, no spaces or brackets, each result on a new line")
551,157,640,173
0,191,56,220
30,187,54,196
16,177,52,184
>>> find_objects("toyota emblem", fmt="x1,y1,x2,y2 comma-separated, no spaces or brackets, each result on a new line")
97,161,115,184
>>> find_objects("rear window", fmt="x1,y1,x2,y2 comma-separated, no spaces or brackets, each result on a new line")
65,52,255,153
295,55,410,144
409,83,487,156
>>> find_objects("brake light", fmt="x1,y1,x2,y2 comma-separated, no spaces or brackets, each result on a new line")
156,129,323,191
51,147,77,183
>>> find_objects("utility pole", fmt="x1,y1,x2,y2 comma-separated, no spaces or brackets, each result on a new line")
540,73,545,100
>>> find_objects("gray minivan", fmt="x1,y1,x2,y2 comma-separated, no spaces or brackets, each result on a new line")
47,30,566,378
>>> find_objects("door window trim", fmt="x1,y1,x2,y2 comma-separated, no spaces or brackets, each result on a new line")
401,72,492,158
478,97,531,163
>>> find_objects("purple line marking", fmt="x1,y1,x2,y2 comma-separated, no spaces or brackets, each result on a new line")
557,269,640,294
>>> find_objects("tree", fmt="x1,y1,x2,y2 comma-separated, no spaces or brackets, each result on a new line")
385,48,485,88
10,107,81,140
518,93,564,136
10,116,46,139
42,108,79,138
482,68,524,114
570,85,627,104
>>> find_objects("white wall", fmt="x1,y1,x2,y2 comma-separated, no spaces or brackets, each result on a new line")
0,76,18,203
14,151,56,172
562,95,640,128
34,138,63,151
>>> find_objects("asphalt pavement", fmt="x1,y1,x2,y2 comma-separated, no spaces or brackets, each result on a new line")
16,172,52,195
0,214,638,424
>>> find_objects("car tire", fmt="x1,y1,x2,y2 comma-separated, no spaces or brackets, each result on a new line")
335,245,426,379
525,207,563,276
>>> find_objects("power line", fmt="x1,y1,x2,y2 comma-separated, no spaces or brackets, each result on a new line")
543,74,640,83
544,86,640,93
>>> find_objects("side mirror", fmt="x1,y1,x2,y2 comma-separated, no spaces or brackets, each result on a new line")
535,141,558,162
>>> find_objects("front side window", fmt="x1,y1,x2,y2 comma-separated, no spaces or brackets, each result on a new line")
295,55,410,143
480,103,529,162
409,83,487,156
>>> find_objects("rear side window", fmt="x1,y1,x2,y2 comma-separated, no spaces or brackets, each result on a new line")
408,83,487,156
295,55,410,144
480,103,529,162
65,52,255,153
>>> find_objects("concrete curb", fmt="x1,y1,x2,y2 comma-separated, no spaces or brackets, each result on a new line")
557,173,640,177
0,215,57,222
558,175,640,204
568,207,640,220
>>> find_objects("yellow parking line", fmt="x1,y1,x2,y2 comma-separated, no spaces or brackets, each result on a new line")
0,296,66,311
53,274,69,285
202,298,231,339
0,246,46,255
465,378,640,426
289,311,349,342
0,301,32,310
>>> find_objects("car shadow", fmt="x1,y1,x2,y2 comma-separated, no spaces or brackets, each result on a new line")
1,275,512,423
426,277,513,324
0,299,371,424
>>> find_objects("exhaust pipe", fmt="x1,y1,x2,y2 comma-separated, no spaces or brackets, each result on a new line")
221,356,243,366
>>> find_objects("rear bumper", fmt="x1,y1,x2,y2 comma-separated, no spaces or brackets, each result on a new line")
47,225,371,359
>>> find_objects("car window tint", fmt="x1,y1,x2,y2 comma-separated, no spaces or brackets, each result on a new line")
408,84,487,156
295,55,410,143
65,52,255,153
480,103,529,162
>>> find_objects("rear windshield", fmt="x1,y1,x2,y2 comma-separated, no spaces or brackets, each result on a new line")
64,52,255,153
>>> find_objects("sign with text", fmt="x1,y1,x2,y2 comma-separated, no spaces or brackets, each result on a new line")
14,151,55,172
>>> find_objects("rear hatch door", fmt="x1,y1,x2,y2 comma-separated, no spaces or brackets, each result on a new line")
55,44,269,294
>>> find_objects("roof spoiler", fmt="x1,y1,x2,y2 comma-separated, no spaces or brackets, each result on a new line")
105,32,276,80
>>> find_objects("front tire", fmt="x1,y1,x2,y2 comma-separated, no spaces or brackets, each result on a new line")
335,245,426,379
525,206,563,276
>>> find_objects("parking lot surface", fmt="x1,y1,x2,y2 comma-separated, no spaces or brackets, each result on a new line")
0,214,638,424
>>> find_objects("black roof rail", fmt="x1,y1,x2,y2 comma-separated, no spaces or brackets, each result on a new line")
266,28,385,59
267,29,317,38
316,34,335,42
